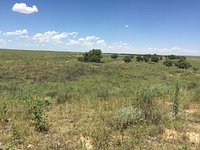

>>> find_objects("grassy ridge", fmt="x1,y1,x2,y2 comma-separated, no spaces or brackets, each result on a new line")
0,49,200,149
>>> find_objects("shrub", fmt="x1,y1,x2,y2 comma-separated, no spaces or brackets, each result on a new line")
136,55,143,62
143,55,150,62
186,81,198,90
151,55,159,63
123,56,132,63
111,54,118,59
134,88,163,124
173,81,180,119
77,57,84,62
163,60,173,67
131,54,135,59
175,59,191,69
97,87,109,99
167,55,178,59
113,107,141,130
83,49,103,63
32,98,49,132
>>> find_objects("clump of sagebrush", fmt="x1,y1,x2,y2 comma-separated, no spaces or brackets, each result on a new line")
113,106,142,130
97,87,109,100
175,59,192,69
163,59,173,67
136,55,143,62
172,81,180,119
123,55,132,63
31,98,49,132
134,88,163,124
111,53,119,59
78,49,103,63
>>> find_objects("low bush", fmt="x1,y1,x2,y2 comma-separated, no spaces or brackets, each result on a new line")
186,81,198,90
136,55,143,62
111,54,118,59
151,55,159,63
32,98,49,132
123,56,132,63
82,49,103,63
163,60,173,67
97,87,109,99
113,107,141,130
134,88,163,124
175,59,191,69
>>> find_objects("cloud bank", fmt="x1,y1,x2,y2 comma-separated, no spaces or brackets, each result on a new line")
32,31,78,44
3,29,28,38
12,3,38,14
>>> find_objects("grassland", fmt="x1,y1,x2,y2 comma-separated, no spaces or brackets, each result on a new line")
0,49,200,150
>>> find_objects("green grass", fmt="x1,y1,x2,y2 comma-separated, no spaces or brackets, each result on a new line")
0,49,200,149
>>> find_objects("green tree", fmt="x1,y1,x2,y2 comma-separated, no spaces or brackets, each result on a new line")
81,49,103,63
163,60,173,67
123,55,132,63
136,55,143,62
151,55,159,63
143,55,150,62
175,59,191,69
111,54,118,59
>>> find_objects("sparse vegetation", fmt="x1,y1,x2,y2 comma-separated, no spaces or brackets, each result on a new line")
0,49,200,149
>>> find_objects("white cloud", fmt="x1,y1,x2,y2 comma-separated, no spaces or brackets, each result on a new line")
33,31,78,44
67,36,134,53
3,29,28,38
172,47,181,50
134,46,200,55
106,41,134,53
0,39,7,47
0,31,2,34
12,3,38,14
67,35,101,48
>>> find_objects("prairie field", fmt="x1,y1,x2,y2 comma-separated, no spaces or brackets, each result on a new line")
0,49,200,150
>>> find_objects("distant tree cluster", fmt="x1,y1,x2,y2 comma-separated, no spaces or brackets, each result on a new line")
78,50,193,70
135,54,160,63
164,55,186,60
163,55,192,69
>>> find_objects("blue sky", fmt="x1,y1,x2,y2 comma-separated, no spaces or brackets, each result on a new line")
0,0,200,55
